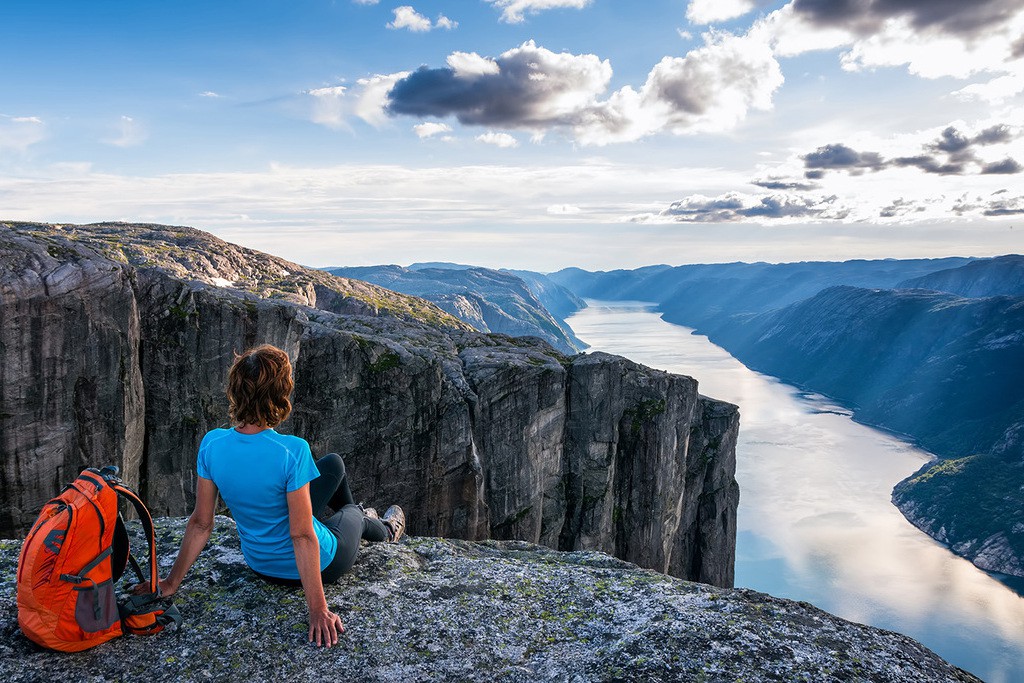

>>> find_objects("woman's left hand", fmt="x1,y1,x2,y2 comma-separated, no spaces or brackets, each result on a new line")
308,607,345,647
131,577,177,597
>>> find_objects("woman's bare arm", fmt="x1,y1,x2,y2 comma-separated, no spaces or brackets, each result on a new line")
287,483,344,646
138,476,218,597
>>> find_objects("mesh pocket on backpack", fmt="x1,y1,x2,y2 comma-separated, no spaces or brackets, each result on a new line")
73,579,118,632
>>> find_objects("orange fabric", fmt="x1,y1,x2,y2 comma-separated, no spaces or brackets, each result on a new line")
17,470,124,652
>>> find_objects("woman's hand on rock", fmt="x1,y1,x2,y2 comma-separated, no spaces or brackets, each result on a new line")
309,607,345,647
131,577,177,597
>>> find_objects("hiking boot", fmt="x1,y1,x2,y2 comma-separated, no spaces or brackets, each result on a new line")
382,505,406,543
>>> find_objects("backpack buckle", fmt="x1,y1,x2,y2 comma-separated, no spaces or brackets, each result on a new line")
98,465,122,484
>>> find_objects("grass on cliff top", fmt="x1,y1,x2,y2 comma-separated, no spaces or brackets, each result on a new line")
895,453,1024,557
3,221,468,331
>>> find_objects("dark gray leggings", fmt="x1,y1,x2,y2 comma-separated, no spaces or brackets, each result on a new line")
256,453,389,586
310,453,389,582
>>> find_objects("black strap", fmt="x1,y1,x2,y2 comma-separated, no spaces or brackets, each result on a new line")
127,552,146,584
112,483,160,593
59,546,112,583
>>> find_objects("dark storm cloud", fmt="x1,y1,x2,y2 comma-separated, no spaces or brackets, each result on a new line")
953,193,1024,216
928,125,1014,153
981,158,1024,174
384,43,611,129
879,198,928,218
973,125,1015,145
790,0,1022,37
802,143,885,174
1013,35,1024,58
889,155,966,175
388,66,556,126
929,127,971,153
658,192,848,222
752,179,821,191
983,193,1024,215
802,124,1022,178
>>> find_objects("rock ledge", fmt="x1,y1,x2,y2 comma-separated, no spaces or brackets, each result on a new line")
0,517,978,683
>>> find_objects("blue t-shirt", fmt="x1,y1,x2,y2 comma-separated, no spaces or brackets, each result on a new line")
196,428,338,579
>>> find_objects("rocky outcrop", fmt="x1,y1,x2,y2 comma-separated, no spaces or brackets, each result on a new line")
326,264,586,354
0,516,980,683
0,222,738,587
892,455,1024,577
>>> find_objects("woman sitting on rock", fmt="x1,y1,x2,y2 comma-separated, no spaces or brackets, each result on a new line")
142,344,405,647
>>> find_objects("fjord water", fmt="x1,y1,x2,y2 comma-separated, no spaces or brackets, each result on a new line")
566,301,1024,683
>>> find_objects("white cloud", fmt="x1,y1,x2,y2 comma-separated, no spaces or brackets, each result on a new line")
547,204,582,214
307,86,349,130
574,29,784,144
413,122,453,138
387,6,456,32
476,132,519,148
487,0,592,24
382,34,783,145
764,1,1024,81
354,73,408,126
0,115,46,153
447,51,501,78
104,116,147,147
954,72,1024,104
633,191,852,224
435,15,457,30
352,0,379,4
4,161,1020,269
686,0,755,25
199,91,223,98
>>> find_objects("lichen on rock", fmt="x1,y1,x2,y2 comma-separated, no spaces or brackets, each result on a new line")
0,517,978,682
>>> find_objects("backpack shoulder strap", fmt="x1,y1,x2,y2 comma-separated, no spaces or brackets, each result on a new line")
111,483,160,595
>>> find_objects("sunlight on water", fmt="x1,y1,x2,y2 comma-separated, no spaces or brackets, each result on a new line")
567,300,1024,683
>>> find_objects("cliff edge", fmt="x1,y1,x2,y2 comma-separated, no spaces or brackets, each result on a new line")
0,517,980,682
0,222,738,587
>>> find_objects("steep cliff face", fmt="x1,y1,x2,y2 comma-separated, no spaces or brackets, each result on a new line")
0,516,980,683
326,264,586,353
707,286,1024,461
0,222,739,587
897,255,1024,297
892,455,1024,577
703,285,1024,576
549,257,976,331
0,239,145,531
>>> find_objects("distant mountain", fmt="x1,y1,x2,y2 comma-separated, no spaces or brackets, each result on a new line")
503,269,587,320
407,261,476,271
708,285,1024,577
708,286,1024,460
897,255,1024,297
552,255,1024,577
324,265,586,354
550,258,977,332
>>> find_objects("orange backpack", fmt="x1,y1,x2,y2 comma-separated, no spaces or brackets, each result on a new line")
16,465,181,652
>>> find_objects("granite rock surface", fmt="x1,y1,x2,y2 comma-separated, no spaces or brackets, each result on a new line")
0,516,980,683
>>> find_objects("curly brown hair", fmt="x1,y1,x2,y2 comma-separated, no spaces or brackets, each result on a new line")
227,345,294,428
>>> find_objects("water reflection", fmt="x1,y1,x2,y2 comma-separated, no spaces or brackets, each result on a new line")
566,300,1024,683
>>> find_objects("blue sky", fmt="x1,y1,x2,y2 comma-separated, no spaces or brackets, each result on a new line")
2,0,1023,269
